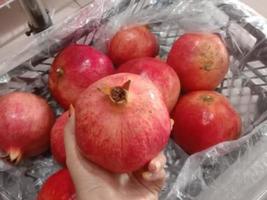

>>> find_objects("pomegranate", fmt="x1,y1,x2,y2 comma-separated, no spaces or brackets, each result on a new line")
75,73,171,173
37,169,76,200
0,92,55,163
49,44,115,109
167,33,229,92
108,26,159,66
118,57,180,112
173,91,241,154
50,112,68,166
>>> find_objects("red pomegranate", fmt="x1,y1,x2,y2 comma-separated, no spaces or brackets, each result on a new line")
108,26,159,66
0,92,55,163
118,57,180,112
173,91,241,154
75,73,171,173
49,44,115,109
37,169,76,200
50,112,68,166
167,33,229,92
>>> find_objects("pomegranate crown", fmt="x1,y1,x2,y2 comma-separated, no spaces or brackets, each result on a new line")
98,80,131,104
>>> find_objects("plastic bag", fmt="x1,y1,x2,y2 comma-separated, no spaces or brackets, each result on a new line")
1,0,267,199
164,121,267,200
93,0,230,52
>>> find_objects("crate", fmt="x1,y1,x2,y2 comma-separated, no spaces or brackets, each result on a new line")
0,0,267,199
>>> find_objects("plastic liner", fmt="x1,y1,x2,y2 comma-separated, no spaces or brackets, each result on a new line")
163,121,267,200
0,0,267,199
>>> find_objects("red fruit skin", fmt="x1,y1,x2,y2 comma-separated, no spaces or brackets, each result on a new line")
75,73,171,173
167,33,229,92
0,92,55,160
109,26,159,66
118,57,180,112
49,44,115,109
50,112,68,166
173,91,241,154
37,169,76,200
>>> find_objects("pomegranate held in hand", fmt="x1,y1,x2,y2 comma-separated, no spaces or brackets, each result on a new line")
173,91,241,154
0,92,55,162
118,57,180,112
167,33,229,92
75,73,171,173
51,112,68,166
49,44,114,109
37,169,76,200
109,26,159,65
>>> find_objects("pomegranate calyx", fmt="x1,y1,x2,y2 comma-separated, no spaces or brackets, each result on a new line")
110,87,128,104
98,86,111,96
98,80,131,105
8,148,22,164
122,80,131,90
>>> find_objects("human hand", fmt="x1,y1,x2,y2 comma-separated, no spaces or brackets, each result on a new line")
64,106,166,200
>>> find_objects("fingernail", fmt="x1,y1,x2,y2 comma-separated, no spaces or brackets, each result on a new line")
69,104,75,117
170,119,174,129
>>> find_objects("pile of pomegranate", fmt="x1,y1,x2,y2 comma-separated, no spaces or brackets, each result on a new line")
0,25,241,199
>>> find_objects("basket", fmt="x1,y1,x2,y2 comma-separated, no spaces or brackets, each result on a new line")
0,0,267,199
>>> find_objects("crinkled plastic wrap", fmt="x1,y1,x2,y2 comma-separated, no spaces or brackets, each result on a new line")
164,121,267,200
1,0,267,199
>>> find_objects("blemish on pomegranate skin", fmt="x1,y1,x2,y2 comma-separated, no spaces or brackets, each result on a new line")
202,62,214,71
56,68,64,78
200,95,214,104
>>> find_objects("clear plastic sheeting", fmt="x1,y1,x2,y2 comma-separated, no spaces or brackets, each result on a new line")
93,0,230,52
164,122,267,200
0,0,267,199
0,154,60,200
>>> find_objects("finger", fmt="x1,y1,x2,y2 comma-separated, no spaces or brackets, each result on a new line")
64,105,78,166
148,152,166,173
142,168,166,182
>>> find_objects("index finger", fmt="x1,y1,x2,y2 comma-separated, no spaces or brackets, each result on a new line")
64,105,79,166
